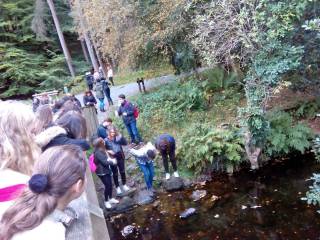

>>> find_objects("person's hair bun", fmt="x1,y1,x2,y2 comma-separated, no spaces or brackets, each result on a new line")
29,174,48,194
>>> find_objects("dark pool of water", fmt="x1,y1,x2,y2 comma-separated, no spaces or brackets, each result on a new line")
108,154,320,240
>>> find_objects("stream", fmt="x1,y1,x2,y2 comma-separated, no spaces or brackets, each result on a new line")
107,153,320,240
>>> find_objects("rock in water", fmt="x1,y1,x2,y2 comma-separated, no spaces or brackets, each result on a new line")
114,196,135,212
134,189,155,205
163,177,184,192
121,225,135,237
190,190,207,201
179,208,196,219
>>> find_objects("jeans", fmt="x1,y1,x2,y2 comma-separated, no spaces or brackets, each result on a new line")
104,88,113,105
125,120,142,144
97,174,112,201
138,161,154,189
160,141,177,173
110,152,126,187
98,98,105,111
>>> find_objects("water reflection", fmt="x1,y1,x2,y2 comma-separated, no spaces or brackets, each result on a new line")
109,154,320,240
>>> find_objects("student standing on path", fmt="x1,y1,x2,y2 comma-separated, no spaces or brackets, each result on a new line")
129,142,157,193
85,72,94,90
155,134,179,180
107,65,115,86
93,138,119,209
104,127,130,195
83,90,97,107
117,94,142,145
94,74,106,112
102,79,114,106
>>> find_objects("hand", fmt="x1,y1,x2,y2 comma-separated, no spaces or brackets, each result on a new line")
107,150,115,155
107,157,117,165
115,110,119,117
123,112,127,116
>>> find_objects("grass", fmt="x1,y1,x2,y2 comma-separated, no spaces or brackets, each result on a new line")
115,63,174,86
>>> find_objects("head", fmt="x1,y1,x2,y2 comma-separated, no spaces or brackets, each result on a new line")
93,71,100,81
0,145,87,240
93,137,105,151
55,111,87,139
35,104,53,132
85,90,92,96
147,150,156,160
0,101,40,175
102,118,113,128
108,127,117,139
118,94,126,105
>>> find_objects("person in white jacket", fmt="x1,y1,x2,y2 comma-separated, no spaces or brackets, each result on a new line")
129,142,157,192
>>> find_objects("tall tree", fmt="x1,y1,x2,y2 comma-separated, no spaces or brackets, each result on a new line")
46,0,75,77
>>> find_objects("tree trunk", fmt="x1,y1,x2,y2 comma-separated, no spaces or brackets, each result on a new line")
46,0,75,77
91,37,107,77
244,131,260,170
80,39,89,62
83,32,99,72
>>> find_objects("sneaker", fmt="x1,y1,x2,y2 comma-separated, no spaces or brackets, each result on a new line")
173,171,179,178
105,201,112,209
165,173,170,180
116,187,122,195
109,198,119,204
123,185,130,192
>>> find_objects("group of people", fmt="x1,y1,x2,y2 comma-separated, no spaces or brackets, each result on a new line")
0,98,90,240
84,65,114,112
0,86,179,239
93,93,179,209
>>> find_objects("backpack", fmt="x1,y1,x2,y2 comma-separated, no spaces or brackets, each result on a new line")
133,105,139,119
88,154,97,172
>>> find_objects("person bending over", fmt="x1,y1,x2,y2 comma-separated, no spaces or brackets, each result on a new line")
129,142,157,193
155,134,179,180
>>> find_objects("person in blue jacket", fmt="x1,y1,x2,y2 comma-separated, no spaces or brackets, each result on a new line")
155,134,179,180
97,118,114,139
117,94,142,145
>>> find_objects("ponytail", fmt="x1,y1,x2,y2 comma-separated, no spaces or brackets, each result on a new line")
0,145,86,240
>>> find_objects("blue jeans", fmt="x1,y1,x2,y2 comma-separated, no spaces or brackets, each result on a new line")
125,120,142,143
98,98,104,111
138,161,154,189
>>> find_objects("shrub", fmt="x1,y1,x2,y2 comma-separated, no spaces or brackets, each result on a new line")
266,111,313,156
302,173,320,213
178,123,244,174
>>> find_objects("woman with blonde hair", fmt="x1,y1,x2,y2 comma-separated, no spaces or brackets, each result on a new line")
0,145,87,240
0,101,40,176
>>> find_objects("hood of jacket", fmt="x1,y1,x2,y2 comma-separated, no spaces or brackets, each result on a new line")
35,126,67,148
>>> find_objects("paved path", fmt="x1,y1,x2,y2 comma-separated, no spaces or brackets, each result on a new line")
77,69,203,123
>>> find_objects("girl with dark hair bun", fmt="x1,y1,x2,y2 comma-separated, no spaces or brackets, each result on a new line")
0,145,87,240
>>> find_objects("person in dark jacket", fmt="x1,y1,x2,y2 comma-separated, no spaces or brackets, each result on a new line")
83,90,97,107
155,134,179,180
35,111,90,152
102,79,113,106
93,138,119,209
95,78,105,112
97,118,114,139
117,94,142,144
85,72,94,90
104,127,130,195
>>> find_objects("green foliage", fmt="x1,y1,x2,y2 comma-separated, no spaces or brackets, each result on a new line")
311,136,320,162
291,99,320,119
0,0,88,98
302,173,320,213
178,123,244,174
136,80,205,127
265,111,313,156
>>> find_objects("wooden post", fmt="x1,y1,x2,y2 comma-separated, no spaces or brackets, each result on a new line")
82,106,99,139
47,0,75,77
